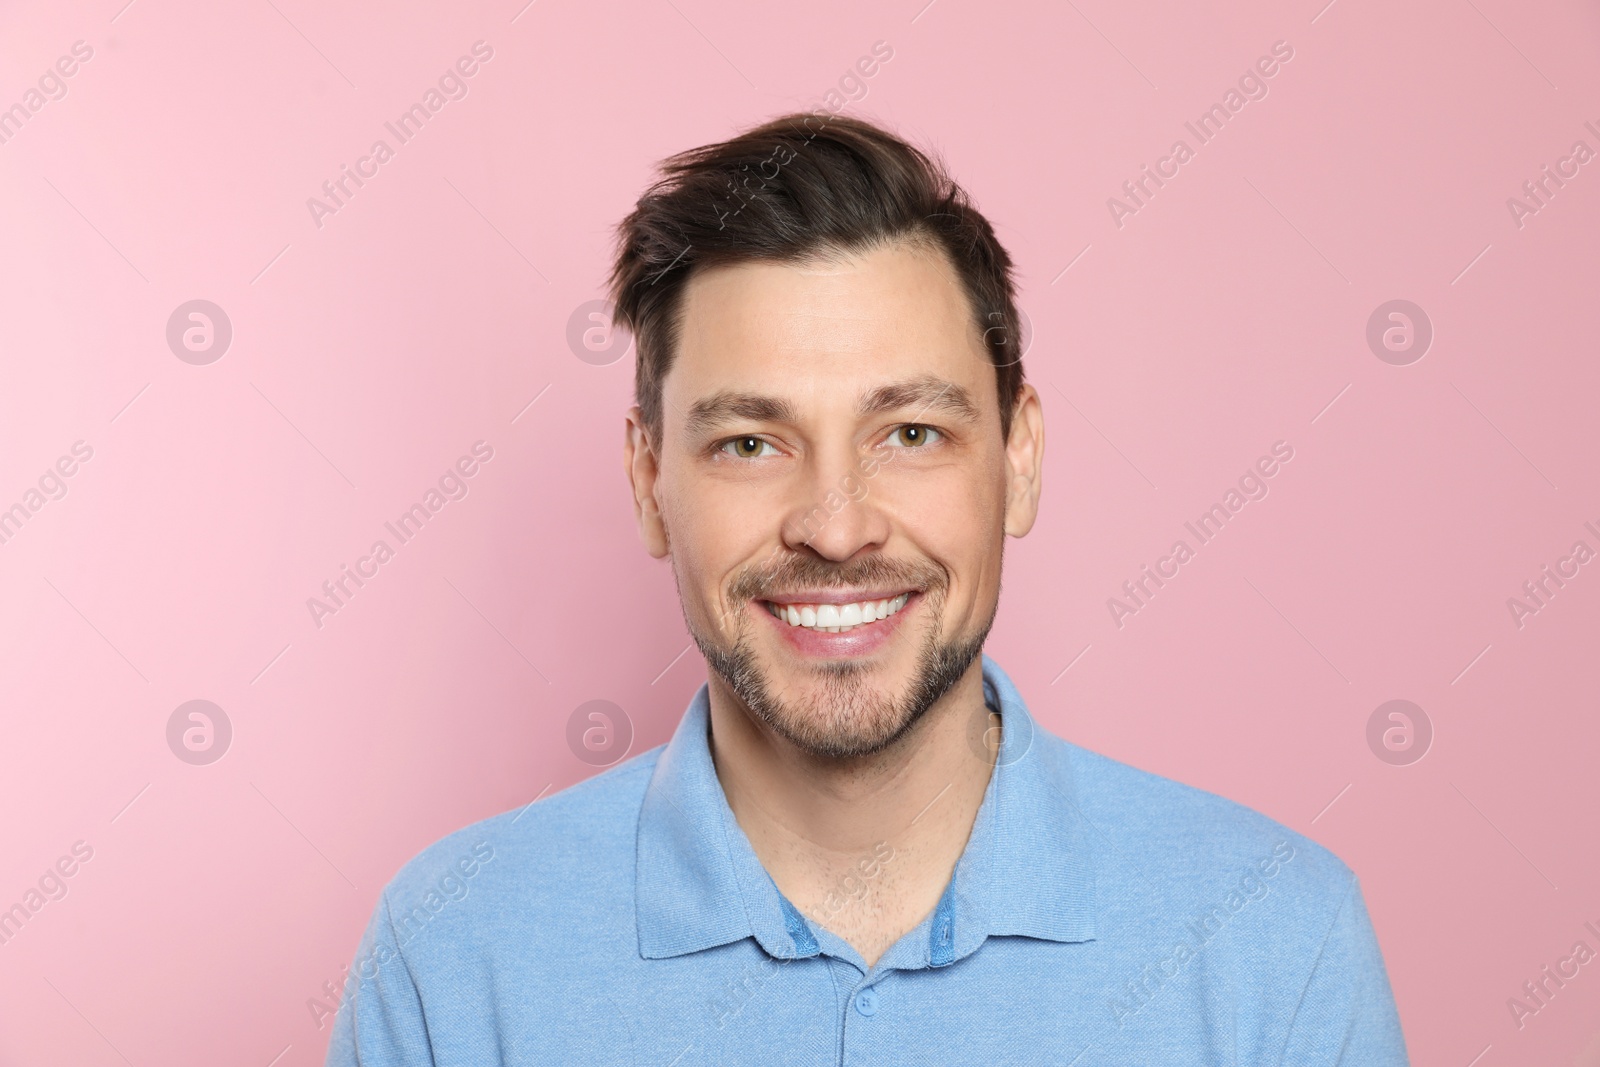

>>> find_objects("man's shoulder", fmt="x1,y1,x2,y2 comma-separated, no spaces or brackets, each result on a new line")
1039,730,1355,911
381,744,665,911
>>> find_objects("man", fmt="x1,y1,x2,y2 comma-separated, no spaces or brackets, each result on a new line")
326,112,1408,1065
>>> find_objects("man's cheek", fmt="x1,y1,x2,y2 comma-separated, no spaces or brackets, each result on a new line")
671,520,736,633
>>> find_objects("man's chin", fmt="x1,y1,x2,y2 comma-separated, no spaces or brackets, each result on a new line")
751,657,903,748
703,644,983,763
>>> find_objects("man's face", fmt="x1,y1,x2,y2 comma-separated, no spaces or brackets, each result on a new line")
628,239,1041,760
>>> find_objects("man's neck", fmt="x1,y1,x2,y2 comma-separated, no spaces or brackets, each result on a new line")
705,661,998,969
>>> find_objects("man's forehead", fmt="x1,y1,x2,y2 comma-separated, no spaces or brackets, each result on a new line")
664,242,993,415
677,240,971,332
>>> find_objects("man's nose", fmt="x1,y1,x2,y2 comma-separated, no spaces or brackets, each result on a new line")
778,448,890,562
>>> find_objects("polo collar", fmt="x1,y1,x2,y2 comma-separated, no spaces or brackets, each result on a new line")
635,655,1097,963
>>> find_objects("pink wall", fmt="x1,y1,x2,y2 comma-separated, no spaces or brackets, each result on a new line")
2,0,1598,1063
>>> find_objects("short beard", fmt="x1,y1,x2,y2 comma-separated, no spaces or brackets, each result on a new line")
687,557,996,761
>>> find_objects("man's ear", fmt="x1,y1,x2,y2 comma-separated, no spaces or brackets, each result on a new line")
1002,384,1045,538
624,406,670,558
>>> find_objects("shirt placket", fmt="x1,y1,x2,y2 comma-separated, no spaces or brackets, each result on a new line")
830,876,962,1066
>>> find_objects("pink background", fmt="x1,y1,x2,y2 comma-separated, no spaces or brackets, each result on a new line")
2,0,1598,1063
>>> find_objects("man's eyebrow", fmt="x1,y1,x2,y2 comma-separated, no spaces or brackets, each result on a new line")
683,392,799,437
682,376,978,437
857,376,979,423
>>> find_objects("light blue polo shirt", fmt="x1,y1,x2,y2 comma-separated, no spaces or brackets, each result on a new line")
324,656,1408,1065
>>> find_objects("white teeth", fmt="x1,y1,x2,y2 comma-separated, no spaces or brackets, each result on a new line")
767,593,911,633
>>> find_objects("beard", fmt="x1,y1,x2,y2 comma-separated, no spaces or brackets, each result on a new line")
686,552,996,761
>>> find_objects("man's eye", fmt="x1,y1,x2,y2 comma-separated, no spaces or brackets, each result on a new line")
886,425,941,448
720,436,777,459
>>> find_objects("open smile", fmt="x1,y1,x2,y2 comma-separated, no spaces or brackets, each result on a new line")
762,593,910,633
755,589,921,657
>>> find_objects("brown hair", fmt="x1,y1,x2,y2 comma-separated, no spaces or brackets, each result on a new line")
607,111,1026,443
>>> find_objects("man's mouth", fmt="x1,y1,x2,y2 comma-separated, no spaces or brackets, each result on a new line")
762,593,911,634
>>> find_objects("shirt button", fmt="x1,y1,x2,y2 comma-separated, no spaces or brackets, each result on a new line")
854,988,879,1017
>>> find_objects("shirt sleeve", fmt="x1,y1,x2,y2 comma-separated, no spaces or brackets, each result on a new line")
323,889,438,1067
1275,874,1409,1066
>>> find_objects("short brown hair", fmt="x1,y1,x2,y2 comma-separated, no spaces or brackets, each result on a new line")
607,112,1026,443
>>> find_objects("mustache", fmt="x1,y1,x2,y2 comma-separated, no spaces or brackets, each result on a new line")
726,554,946,605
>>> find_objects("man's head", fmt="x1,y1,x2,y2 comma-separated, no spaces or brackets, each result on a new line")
612,112,1044,761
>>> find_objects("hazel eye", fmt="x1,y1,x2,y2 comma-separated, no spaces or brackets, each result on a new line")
887,424,941,448
720,436,777,459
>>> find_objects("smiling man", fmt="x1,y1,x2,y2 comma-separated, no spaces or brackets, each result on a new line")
326,113,1409,1065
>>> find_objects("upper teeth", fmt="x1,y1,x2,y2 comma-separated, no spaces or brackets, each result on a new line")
767,594,910,633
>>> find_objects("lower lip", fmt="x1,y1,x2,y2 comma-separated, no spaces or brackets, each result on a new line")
758,595,918,658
